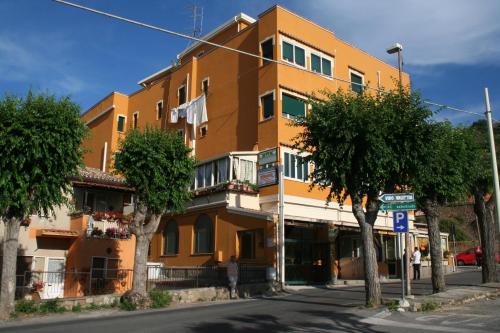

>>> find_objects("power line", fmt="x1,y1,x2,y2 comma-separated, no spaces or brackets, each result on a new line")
52,0,493,122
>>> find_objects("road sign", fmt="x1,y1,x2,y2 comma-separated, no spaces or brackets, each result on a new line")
380,202,417,211
379,193,414,203
393,211,409,233
258,148,278,166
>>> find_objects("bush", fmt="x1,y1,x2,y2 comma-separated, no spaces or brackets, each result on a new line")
71,303,82,312
148,289,172,309
15,300,38,314
420,302,439,312
39,299,66,313
119,301,137,311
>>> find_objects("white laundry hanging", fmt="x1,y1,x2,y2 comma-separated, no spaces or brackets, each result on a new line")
169,95,207,125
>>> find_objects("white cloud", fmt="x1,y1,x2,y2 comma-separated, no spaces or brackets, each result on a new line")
299,0,500,66
0,32,89,95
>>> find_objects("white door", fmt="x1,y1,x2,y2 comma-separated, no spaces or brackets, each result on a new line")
43,258,65,299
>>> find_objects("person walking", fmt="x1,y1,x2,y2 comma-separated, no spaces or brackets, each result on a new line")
222,255,239,299
412,247,421,280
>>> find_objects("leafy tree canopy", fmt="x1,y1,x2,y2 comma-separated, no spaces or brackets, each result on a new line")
114,126,196,215
0,92,87,219
294,88,432,204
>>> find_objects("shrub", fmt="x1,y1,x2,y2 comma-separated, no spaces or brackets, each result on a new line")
420,302,439,312
148,289,172,309
15,300,38,314
71,304,82,312
385,300,399,311
39,299,66,313
119,301,137,311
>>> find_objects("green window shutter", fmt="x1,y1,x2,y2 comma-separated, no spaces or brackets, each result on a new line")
297,156,303,180
295,46,305,66
351,72,363,94
117,116,124,132
322,58,332,76
282,94,305,118
284,153,290,177
283,41,294,62
311,54,321,73
290,154,296,178
303,160,309,181
261,94,274,119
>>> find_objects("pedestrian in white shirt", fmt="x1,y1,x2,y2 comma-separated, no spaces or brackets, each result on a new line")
412,247,421,280
221,256,239,298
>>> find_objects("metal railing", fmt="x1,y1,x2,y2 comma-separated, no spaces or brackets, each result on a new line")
15,265,268,300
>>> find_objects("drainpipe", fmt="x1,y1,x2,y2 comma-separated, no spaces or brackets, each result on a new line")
102,141,108,172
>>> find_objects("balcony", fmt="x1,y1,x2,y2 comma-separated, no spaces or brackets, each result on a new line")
86,212,131,240
192,152,259,197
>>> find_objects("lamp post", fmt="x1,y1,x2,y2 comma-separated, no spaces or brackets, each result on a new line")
387,42,412,300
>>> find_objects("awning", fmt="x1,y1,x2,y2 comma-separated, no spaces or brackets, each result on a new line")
36,229,79,239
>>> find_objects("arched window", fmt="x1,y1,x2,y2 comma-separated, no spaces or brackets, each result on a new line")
163,220,178,255
194,214,213,254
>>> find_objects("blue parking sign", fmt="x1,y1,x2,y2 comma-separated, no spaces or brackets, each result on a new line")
393,211,409,233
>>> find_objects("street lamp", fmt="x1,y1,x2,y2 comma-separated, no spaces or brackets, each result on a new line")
387,43,403,87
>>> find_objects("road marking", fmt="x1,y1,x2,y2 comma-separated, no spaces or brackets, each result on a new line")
360,316,496,333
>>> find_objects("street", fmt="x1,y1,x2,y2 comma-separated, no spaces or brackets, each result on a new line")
1,268,498,333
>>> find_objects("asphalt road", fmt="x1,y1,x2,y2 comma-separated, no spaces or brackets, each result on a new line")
1,267,497,333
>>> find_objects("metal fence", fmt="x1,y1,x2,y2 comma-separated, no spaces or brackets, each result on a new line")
15,265,268,300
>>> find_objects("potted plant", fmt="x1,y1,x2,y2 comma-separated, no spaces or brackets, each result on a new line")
91,227,104,237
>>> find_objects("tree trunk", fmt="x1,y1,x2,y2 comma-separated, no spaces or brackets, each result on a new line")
129,210,162,296
474,190,498,283
0,218,21,319
422,199,446,293
352,196,381,306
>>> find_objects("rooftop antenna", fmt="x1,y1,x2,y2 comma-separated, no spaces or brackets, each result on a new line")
187,3,203,47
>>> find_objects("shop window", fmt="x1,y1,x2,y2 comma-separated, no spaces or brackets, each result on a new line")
163,220,179,255
194,214,213,254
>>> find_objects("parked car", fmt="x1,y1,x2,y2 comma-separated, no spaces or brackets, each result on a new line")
455,246,500,266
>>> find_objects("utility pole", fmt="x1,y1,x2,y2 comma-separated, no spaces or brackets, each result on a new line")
484,88,500,233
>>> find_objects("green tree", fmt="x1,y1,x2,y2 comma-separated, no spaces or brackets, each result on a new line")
412,123,472,293
294,88,432,305
114,127,195,298
0,92,86,318
468,120,499,283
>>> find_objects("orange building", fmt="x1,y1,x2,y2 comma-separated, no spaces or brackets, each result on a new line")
81,6,444,284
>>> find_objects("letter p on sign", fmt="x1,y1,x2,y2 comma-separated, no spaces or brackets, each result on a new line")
393,210,409,233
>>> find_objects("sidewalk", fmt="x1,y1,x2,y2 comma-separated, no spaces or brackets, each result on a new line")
380,267,500,311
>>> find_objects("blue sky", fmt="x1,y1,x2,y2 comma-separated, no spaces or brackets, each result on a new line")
1,0,499,124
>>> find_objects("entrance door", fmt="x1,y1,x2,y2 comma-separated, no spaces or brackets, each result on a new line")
44,258,65,299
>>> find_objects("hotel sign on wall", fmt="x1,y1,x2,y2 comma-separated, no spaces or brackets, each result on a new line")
258,167,278,187
258,147,278,166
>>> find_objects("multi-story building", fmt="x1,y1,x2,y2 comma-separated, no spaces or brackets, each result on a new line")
81,5,447,284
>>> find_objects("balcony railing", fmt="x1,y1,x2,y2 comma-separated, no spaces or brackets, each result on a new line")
87,212,131,239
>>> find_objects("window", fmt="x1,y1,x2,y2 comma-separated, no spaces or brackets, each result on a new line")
240,159,254,183
156,101,163,120
261,93,274,120
194,214,213,254
199,125,208,137
284,152,309,181
91,257,119,279
117,115,126,132
311,53,332,77
240,231,255,260
178,85,186,105
350,70,364,95
282,40,305,67
163,220,179,255
282,93,306,119
194,158,229,189
133,112,139,129
202,78,209,95
261,38,273,65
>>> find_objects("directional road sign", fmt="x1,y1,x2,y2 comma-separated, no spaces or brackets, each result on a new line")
379,193,414,203
380,202,417,211
393,211,409,233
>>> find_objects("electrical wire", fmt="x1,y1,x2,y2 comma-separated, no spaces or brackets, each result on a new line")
53,0,493,122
